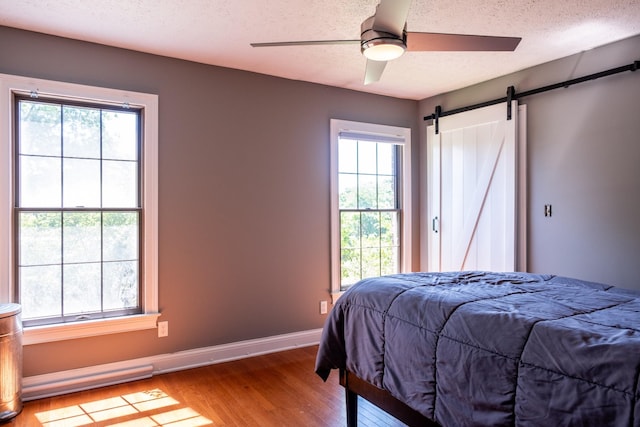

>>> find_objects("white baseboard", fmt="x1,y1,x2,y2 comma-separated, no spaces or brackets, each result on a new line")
22,328,323,401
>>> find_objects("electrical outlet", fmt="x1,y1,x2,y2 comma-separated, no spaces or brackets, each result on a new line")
320,300,328,315
157,321,168,337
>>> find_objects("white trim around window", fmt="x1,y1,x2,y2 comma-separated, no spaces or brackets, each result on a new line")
329,119,411,303
0,74,160,345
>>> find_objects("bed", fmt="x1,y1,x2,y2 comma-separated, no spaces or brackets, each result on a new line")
315,271,640,426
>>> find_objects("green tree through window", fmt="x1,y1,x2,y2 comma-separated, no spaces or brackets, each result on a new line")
338,138,400,287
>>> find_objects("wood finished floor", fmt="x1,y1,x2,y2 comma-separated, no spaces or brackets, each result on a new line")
9,345,408,426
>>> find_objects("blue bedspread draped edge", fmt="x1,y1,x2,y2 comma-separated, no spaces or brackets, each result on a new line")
315,271,640,426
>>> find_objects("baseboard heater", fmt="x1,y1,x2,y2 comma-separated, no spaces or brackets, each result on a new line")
22,364,154,401
21,328,323,401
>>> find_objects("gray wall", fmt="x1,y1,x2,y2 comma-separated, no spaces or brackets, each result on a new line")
0,26,419,376
418,34,640,291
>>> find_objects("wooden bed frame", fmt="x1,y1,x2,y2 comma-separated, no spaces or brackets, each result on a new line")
339,369,440,427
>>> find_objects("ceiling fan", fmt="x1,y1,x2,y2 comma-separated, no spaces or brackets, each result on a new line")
250,0,521,85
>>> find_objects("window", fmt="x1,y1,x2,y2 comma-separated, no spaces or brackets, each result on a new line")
330,119,411,300
16,96,141,324
1,74,159,344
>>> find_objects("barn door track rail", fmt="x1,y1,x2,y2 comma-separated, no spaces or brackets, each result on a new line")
425,59,640,133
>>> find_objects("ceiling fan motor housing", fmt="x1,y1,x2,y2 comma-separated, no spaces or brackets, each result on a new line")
360,15,407,60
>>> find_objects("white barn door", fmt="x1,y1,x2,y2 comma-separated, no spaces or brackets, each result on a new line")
427,102,521,272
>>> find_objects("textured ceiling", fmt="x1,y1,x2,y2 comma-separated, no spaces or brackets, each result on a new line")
1,0,639,100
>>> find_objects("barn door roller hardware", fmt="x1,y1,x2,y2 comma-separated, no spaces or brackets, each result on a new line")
434,105,441,135
426,59,640,134
506,86,515,120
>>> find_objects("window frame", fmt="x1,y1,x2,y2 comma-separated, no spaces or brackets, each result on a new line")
0,74,159,345
330,119,411,302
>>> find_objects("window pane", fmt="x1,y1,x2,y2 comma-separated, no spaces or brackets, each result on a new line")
378,143,395,175
358,141,377,174
338,173,357,209
19,212,61,266
358,175,377,209
341,248,360,286
381,247,398,276
103,261,138,310
63,106,100,158
63,158,101,207
338,139,358,173
63,212,101,264
19,101,61,156
340,212,360,250
378,176,396,209
20,265,61,319
380,212,399,246
64,263,101,315
19,156,61,207
103,160,138,208
361,212,380,248
104,212,139,261
361,248,381,279
103,111,138,161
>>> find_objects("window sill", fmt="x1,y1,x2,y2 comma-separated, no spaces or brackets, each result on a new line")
23,313,161,345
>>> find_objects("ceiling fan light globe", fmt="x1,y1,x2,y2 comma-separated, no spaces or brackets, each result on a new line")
362,40,406,61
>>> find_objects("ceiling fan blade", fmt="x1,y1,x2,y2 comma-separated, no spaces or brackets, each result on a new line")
372,0,411,35
407,32,521,51
364,59,387,85
251,40,359,47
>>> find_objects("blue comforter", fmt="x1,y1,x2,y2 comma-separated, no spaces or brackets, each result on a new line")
315,272,640,426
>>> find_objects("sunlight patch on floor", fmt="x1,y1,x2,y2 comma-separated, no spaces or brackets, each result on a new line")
34,388,213,427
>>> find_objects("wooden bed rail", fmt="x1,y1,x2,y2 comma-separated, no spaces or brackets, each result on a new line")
339,369,440,427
